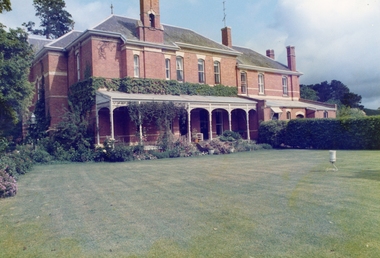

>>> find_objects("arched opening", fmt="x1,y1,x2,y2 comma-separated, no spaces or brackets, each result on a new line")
149,13,155,27
190,108,209,140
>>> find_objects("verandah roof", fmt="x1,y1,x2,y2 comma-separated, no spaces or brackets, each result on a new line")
96,90,257,112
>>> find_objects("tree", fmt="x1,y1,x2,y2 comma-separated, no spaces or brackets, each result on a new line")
301,80,362,108
0,0,11,13
300,85,318,101
23,0,74,39
0,25,34,138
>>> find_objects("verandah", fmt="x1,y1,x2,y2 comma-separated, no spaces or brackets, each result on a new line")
95,91,258,145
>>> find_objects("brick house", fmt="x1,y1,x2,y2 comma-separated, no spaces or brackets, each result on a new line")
28,0,336,144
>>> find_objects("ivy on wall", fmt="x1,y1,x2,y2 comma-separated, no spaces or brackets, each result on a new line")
68,76,238,118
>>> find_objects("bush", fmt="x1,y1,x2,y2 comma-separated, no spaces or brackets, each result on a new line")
0,169,17,198
258,116,380,150
32,149,53,164
219,130,242,142
258,120,288,148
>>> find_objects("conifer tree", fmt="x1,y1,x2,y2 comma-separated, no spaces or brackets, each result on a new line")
23,0,74,39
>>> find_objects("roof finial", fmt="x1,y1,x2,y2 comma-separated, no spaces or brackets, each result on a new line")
223,0,227,27
111,3,114,15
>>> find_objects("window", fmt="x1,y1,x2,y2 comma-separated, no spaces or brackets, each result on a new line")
165,59,171,80
241,72,247,94
134,55,140,78
286,111,291,120
198,59,205,83
176,56,184,82
36,79,42,100
324,111,328,118
282,76,288,95
258,74,265,94
76,51,80,81
214,61,221,84
149,13,155,27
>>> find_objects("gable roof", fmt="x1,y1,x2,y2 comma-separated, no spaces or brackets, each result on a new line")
28,36,53,54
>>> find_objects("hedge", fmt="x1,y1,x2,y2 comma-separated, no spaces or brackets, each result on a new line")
259,116,380,150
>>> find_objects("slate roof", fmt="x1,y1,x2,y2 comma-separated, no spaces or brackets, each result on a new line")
28,37,53,54
29,14,293,72
233,46,290,71
92,15,233,51
48,31,83,48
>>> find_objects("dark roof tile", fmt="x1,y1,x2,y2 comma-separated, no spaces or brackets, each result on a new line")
233,46,290,71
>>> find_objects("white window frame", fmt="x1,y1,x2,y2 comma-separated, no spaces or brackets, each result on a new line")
282,76,288,96
214,61,221,84
324,111,329,118
198,59,205,83
241,72,247,94
134,55,140,78
76,50,80,81
286,111,291,120
176,56,184,82
258,73,265,94
165,59,171,80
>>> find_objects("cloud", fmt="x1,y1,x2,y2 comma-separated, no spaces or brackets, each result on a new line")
270,0,380,108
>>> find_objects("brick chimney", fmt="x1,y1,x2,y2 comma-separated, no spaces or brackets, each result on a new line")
221,27,232,48
266,49,275,59
286,46,296,71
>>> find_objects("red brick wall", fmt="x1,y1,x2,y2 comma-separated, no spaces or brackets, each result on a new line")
91,38,121,79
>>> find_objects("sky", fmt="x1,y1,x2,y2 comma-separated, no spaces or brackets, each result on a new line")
1,0,379,109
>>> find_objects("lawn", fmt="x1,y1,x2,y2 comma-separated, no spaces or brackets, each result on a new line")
1,150,380,257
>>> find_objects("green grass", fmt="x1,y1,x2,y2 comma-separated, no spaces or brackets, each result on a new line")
1,150,380,257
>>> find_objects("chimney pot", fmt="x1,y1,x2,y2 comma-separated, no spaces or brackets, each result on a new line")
266,49,275,59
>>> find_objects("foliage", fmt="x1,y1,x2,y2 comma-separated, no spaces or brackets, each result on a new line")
301,80,363,109
72,77,238,99
0,0,11,13
0,146,34,178
0,169,17,198
23,0,73,39
0,25,34,139
258,120,288,148
259,116,380,150
31,148,53,163
300,85,318,101
219,130,242,142
51,108,94,155
363,108,380,116
337,106,366,118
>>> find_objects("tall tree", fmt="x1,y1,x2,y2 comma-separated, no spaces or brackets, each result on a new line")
0,0,11,13
0,25,34,138
23,0,73,39
301,80,362,109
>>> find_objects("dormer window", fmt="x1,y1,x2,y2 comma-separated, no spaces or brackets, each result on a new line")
149,13,155,27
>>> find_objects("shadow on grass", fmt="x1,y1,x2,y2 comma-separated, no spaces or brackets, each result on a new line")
343,169,380,181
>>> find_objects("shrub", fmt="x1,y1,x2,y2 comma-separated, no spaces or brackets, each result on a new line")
219,130,242,142
258,120,288,148
108,144,133,162
0,169,18,198
32,149,53,164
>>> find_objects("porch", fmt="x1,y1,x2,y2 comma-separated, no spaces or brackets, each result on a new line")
95,91,258,145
